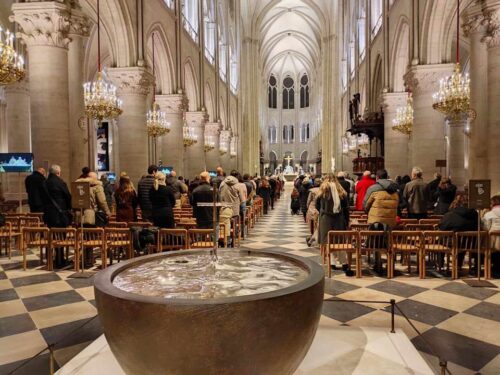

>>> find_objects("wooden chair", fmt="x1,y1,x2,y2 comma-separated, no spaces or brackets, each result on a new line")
230,216,241,247
4,217,22,250
0,223,21,259
404,223,437,232
158,229,188,252
127,221,153,228
219,223,227,248
107,221,128,228
456,231,489,278
76,228,105,271
390,231,422,276
27,212,44,221
360,230,393,278
326,231,361,278
421,231,456,279
188,229,215,249
356,218,368,224
103,228,133,267
21,227,50,270
399,219,419,227
19,217,41,228
49,228,77,270
350,223,370,232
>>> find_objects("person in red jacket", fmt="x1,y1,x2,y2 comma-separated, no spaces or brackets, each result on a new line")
355,171,375,211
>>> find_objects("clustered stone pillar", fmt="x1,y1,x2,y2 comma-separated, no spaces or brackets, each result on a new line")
108,67,153,184
381,92,409,177
446,118,467,189
185,111,208,178
155,94,189,175
404,64,453,180
67,7,89,182
204,122,220,171
12,1,72,177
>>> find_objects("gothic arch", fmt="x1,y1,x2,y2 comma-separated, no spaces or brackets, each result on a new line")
145,23,176,94
204,82,215,122
371,55,383,110
219,96,227,129
390,17,410,92
183,58,199,111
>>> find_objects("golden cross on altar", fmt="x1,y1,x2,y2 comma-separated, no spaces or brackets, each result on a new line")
284,155,293,166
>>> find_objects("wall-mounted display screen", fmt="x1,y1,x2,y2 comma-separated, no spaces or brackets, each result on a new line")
0,153,34,173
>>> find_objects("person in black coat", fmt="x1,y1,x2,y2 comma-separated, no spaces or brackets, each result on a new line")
337,172,351,226
137,165,158,221
149,172,176,228
257,179,271,214
43,165,72,228
433,178,457,215
25,167,47,213
191,172,217,229
298,178,312,221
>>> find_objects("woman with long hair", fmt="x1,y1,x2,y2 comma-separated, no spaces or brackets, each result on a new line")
149,171,176,228
434,177,457,215
115,173,138,223
315,174,351,275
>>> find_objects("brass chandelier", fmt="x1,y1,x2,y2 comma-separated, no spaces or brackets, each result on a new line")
204,134,215,152
432,0,472,120
183,118,197,147
83,0,122,120
219,137,228,156
230,138,236,158
392,93,413,135
147,32,170,138
0,26,25,85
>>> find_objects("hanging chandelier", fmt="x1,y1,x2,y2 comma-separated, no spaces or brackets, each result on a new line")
182,119,197,147
0,26,25,85
341,136,349,154
348,134,357,151
146,32,170,138
83,0,122,120
230,138,236,158
392,93,413,135
432,0,472,120
219,141,228,156
204,134,215,152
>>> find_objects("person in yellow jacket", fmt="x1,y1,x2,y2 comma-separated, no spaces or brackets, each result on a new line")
363,169,399,229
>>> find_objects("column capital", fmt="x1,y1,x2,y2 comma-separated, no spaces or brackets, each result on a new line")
481,9,500,47
204,122,221,136
219,129,231,142
68,7,89,37
155,94,188,114
185,111,208,128
107,67,154,96
11,1,71,48
463,2,500,47
403,64,454,95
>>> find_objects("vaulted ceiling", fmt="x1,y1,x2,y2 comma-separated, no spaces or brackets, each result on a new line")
242,0,330,79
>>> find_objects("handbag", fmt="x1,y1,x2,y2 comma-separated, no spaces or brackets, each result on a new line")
95,210,108,227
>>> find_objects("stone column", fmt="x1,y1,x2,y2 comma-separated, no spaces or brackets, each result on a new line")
12,1,72,177
155,94,188,175
381,92,409,177
108,67,153,184
184,111,207,178
204,122,220,171
219,130,231,171
68,7,89,181
4,80,31,199
404,64,453,180
447,117,467,190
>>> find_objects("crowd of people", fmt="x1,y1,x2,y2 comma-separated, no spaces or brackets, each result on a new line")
292,167,500,276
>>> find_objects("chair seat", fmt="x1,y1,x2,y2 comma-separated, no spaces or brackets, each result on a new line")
107,240,130,246
27,240,49,246
52,240,76,246
423,244,452,252
82,240,104,246
393,245,420,252
328,244,355,250
191,242,214,247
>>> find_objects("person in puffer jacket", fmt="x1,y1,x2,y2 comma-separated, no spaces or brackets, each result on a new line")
363,169,399,228
219,175,244,244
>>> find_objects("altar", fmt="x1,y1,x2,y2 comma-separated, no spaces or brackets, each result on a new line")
283,156,298,181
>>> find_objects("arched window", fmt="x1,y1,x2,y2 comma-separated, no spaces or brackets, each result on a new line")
203,0,215,64
358,5,366,60
306,124,310,140
282,76,294,109
182,0,199,43
371,0,383,38
290,125,294,141
268,75,277,108
300,74,309,108
283,125,288,142
268,125,277,144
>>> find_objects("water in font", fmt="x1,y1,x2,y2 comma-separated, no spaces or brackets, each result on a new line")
113,251,308,299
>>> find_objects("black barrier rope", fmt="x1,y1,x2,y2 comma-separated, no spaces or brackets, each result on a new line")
8,315,99,375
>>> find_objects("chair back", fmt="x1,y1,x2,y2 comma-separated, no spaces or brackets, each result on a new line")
422,231,455,251
405,223,436,231
158,229,188,252
79,227,105,247
107,221,128,228
350,223,370,232
188,229,215,249
359,231,388,251
390,231,423,251
400,219,418,226
50,228,77,246
327,230,359,251
0,222,13,235
5,216,20,232
455,231,489,252
127,221,152,228
419,219,441,226
22,227,49,246
19,217,40,228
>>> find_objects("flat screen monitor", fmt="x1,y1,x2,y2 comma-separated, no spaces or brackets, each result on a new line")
106,172,116,183
159,166,174,175
0,153,34,173
208,171,217,178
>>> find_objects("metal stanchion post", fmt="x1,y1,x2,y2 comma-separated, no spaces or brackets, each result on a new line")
439,359,447,375
49,344,55,375
390,299,395,333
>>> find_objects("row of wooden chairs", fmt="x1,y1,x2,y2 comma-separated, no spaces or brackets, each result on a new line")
324,230,499,279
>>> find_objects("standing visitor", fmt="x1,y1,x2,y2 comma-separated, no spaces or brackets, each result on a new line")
315,175,351,275
75,171,111,227
149,171,176,228
403,167,428,219
137,165,157,221
258,178,272,214
269,176,277,210
433,178,457,215
482,192,500,273
355,171,375,211
425,173,442,210
299,177,312,222
337,172,351,225
306,178,321,247
25,167,46,213
211,166,225,188
191,171,216,229
219,174,243,244
363,169,399,228
100,174,114,212
115,173,138,223
166,170,188,209
397,175,411,216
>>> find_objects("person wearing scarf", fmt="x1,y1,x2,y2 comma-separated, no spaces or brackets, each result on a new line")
315,175,351,275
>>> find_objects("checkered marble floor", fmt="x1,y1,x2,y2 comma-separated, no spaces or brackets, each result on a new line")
1,183,499,374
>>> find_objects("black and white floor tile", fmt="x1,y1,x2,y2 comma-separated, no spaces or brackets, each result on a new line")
0,183,499,374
